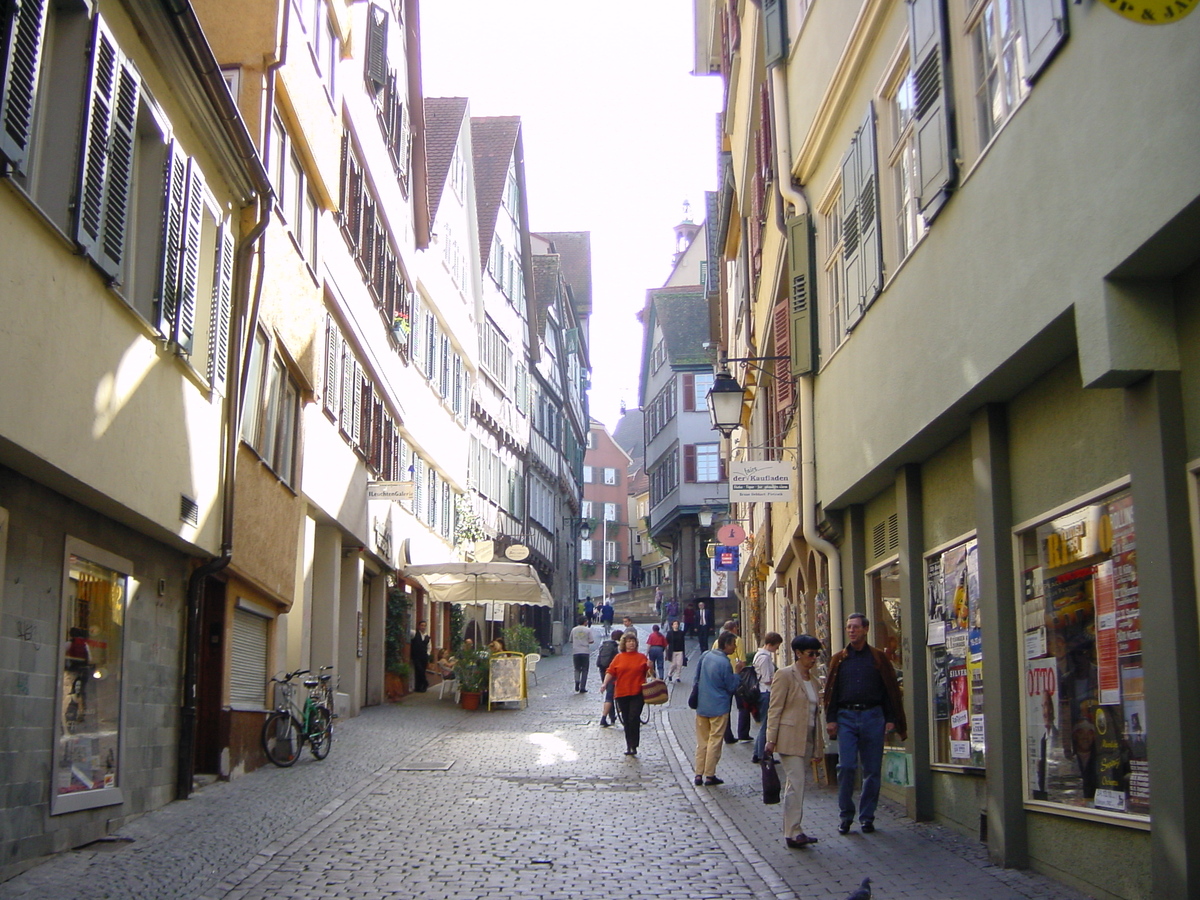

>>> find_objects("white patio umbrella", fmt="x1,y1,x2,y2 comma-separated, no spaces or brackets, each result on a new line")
401,561,553,608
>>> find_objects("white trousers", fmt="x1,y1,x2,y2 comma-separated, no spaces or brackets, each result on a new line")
779,753,811,839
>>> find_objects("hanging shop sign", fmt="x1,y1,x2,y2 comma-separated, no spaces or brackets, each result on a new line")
713,545,740,572
729,460,795,503
367,480,413,502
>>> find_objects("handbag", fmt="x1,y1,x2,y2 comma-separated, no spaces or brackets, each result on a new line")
641,678,668,705
687,651,707,709
761,756,782,805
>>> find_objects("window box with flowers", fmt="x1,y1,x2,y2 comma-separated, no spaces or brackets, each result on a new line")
606,561,621,578
392,313,410,340
580,561,596,578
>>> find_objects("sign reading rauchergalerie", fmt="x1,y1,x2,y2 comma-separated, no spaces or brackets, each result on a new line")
729,460,795,502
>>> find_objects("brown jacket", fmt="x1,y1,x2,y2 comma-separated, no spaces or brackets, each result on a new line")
765,664,824,758
823,643,907,741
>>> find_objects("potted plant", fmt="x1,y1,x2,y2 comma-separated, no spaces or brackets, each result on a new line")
580,560,596,578
453,651,489,710
385,660,411,701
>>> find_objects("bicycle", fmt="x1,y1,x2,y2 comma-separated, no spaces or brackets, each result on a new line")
261,669,334,767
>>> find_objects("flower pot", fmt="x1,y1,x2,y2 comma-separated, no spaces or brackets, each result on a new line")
460,691,482,711
385,671,408,701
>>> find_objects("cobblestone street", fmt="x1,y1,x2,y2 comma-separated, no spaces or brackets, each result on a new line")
1,635,1094,900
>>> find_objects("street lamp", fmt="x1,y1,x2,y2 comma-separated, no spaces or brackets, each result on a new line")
705,354,792,436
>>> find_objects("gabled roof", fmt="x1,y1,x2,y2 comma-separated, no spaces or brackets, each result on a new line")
424,97,469,224
536,232,592,317
531,254,561,339
648,286,712,368
470,116,521,269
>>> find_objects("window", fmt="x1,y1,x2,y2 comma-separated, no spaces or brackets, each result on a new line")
268,114,319,267
647,377,677,438
837,106,882,336
307,0,337,105
603,502,617,522
927,540,982,767
604,540,617,563
581,500,592,519
971,0,1028,147
230,603,270,707
583,466,593,484
684,443,722,483
820,187,846,352
603,468,617,486
649,449,679,506
650,337,667,372
54,539,130,814
885,60,926,263
580,539,593,561
1018,488,1146,816
682,372,715,411
242,329,300,483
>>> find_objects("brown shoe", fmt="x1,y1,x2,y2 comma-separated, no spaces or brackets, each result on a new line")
785,834,818,848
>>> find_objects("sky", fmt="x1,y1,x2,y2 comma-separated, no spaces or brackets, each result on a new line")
418,0,723,432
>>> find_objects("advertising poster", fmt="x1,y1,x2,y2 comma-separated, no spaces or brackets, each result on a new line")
966,542,982,661
949,660,970,759
926,554,944,638
932,646,950,721
1092,561,1121,705
710,561,729,598
1026,659,1069,801
1109,494,1140,656
1093,705,1130,812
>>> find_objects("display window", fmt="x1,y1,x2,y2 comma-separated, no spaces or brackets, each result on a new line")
1018,487,1147,817
868,559,904,747
926,537,985,767
53,539,130,814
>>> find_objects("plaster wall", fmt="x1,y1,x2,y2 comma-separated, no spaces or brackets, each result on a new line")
921,432,973,552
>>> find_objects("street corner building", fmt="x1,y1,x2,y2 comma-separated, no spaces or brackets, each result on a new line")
691,1,1200,898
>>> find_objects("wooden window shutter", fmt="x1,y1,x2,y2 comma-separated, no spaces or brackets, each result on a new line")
1020,0,1068,83
682,373,695,411
75,18,120,269
839,137,863,331
157,140,187,339
856,103,882,310
762,0,787,66
0,0,50,171
98,57,138,280
787,214,816,375
907,0,957,221
174,158,206,355
323,314,340,418
683,444,697,483
339,340,353,435
365,5,387,87
773,297,793,411
350,361,363,446
208,222,235,393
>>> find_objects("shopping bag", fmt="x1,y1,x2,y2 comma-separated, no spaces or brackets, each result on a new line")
761,756,782,804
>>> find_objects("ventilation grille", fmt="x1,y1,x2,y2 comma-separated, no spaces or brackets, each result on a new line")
872,513,900,560
180,495,199,526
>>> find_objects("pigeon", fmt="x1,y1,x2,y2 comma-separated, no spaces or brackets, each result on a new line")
846,877,872,900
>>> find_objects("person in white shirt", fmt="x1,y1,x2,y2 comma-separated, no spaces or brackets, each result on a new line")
752,633,783,763
569,616,594,693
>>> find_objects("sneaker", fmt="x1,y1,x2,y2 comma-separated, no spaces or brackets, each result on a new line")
861,821,875,834
703,776,724,786
838,821,852,835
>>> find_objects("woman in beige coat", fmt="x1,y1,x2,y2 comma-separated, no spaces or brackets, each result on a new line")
765,634,824,848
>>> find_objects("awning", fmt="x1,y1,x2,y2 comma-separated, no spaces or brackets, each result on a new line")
402,562,553,608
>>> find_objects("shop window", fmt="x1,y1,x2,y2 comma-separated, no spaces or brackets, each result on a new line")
926,538,985,767
53,539,130,814
868,559,905,748
1019,488,1146,817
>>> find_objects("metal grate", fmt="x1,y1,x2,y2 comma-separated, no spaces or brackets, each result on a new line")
180,494,199,525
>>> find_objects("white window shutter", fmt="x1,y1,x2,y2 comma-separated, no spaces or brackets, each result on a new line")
175,157,206,355
1021,0,1068,83
907,0,957,221
839,140,863,331
857,103,882,310
208,222,235,393
157,140,187,339
323,314,340,418
365,4,387,87
0,0,50,172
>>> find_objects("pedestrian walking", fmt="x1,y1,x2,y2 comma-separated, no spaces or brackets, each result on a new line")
584,597,595,628
596,628,622,727
654,585,663,621
410,620,431,693
666,620,686,682
570,615,594,692
694,601,712,650
665,595,680,627
600,599,615,629
600,632,650,756
646,624,668,679
751,632,782,763
693,630,743,786
765,634,825,848
824,612,906,835
682,604,695,637
714,620,750,743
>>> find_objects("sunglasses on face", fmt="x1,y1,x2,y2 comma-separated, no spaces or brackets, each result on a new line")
801,650,820,657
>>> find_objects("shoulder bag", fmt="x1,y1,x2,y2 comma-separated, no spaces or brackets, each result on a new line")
641,677,668,705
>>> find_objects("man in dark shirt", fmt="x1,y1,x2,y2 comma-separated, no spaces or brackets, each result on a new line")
411,620,431,693
823,613,906,835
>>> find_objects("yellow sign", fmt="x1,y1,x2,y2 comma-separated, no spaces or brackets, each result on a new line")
1099,0,1195,23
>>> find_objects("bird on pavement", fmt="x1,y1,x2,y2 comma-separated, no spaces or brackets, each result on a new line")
845,877,872,899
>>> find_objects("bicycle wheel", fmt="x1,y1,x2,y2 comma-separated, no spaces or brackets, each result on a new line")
262,710,302,767
309,707,333,760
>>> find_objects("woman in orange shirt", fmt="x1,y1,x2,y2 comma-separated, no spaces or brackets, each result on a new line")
601,633,650,756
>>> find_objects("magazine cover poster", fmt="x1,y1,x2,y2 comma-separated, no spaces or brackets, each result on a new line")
1026,659,1069,801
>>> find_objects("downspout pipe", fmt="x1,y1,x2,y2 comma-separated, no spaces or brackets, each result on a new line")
769,64,843,649
171,0,278,799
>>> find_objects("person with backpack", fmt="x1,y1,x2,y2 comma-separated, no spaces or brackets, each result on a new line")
751,633,783,763
596,629,622,727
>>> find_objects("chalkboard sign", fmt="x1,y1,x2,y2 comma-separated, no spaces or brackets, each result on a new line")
488,653,526,708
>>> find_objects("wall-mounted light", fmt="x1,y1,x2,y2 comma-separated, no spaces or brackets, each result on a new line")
698,506,714,528
705,354,791,436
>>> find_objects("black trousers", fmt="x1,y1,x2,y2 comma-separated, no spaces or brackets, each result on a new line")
573,653,589,690
413,661,428,692
616,694,645,751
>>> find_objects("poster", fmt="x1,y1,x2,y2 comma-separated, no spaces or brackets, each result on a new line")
1092,561,1121,705
932,646,950,721
928,539,984,765
949,660,970,759
1026,659,1068,801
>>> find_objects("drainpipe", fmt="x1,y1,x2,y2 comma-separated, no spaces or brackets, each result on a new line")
769,64,843,648
168,0,278,799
